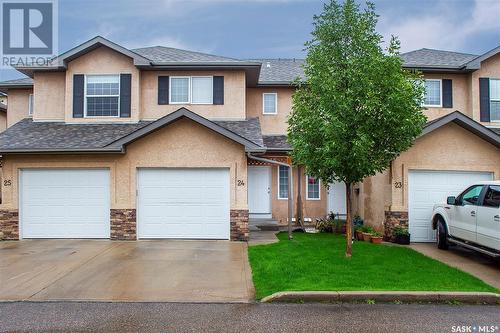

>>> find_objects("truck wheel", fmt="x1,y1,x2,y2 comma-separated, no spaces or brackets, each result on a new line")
437,219,449,250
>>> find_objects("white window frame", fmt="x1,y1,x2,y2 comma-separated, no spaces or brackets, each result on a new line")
84,74,120,118
489,78,500,122
191,76,213,105
28,94,33,116
306,175,321,200
423,79,442,108
262,93,278,115
277,165,289,200
169,76,214,105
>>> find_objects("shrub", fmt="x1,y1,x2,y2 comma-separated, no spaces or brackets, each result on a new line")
393,226,409,237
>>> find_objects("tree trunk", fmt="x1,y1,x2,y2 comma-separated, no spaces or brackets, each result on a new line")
345,182,352,257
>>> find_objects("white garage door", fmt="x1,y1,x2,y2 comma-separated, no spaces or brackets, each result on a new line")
21,169,110,239
408,170,493,242
137,168,230,239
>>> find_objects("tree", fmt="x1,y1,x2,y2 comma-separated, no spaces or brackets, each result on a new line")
288,0,426,257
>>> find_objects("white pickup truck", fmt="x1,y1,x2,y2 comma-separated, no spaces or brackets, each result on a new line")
431,181,500,258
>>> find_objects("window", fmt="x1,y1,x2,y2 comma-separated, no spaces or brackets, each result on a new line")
85,75,120,117
263,93,277,114
482,185,500,208
170,77,190,103
192,77,213,104
423,79,441,107
28,94,33,116
278,165,289,199
170,76,213,104
490,79,500,121
459,185,484,206
306,175,320,200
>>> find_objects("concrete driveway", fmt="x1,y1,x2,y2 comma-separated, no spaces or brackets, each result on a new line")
410,243,500,290
0,240,254,302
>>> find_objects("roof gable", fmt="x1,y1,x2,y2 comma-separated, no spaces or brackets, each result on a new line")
465,45,500,69
400,48,478,70
422,111,500,148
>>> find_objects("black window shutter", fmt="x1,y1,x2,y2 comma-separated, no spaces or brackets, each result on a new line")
479,78,490,122
72,74,84,118
158,76,169,105
213,76,224,105
120,74,132,118
442,79,453,108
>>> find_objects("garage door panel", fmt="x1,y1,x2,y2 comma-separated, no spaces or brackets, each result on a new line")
21,169,110,239
138,168,230,239
408,170,493,242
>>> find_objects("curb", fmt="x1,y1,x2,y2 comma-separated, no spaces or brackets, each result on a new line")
260,291,500,304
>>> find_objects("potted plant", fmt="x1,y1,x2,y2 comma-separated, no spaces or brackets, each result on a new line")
354,225,364,240
393,226,410,245
362,226,374,242
315,219,334,233
370,231,383,244
333,219,346,234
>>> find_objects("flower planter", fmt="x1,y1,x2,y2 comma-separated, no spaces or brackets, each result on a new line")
362,232,372,242
371,236,383,244
355,230,364,240
394,234,410,245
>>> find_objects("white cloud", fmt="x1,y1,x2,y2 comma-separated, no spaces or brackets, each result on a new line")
378,0,500,53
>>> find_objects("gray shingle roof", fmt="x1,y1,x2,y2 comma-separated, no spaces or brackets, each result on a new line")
263,135,291,150
253,59,305,84
490,127,500,136
214,118,263,147
0,113,265,153
0,77,34,86
400,48,478,69
132,46,243,64
0,119,151,151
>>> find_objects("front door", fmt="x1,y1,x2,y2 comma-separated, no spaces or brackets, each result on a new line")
248,166,271,218
327,181,346,217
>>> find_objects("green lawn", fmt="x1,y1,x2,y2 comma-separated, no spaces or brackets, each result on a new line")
248,232,498,299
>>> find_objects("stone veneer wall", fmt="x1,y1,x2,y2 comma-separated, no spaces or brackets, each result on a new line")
110,209,137,240
230,209,249,241
0,209,19,240
384,211,408,241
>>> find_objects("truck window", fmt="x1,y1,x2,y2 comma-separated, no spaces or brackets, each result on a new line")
482,185,500,208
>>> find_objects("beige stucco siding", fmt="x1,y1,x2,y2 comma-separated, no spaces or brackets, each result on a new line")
33,71,65,121
6,89,31,127
0,112,6,132
471,53,500,126
422,73,470,121
63,46,141,123
246,87,294,135
0,118,248,211
390,123,500,211
141,71,246,120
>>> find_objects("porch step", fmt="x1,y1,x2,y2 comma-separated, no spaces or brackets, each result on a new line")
249,218,280,231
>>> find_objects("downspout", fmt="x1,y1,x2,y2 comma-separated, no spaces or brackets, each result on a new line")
247,152,294,240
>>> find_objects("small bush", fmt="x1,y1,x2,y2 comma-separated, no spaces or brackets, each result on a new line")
393,226,409,237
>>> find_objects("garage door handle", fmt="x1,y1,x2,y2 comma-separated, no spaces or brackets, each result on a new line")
470,211,476,217
495,215,500,222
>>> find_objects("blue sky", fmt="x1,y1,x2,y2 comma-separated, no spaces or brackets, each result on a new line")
1,0,499,80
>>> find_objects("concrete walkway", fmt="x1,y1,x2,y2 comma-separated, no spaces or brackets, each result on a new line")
0,240,254,302
410,243,500,290
249,231,279,246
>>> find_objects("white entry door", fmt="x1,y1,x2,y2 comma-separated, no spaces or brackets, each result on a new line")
327,181,347,216
137,168,230,239
20,169,110,239
408,170,493,242
248,166,271,218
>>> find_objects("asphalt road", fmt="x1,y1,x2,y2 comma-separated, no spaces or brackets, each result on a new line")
0,302,499,333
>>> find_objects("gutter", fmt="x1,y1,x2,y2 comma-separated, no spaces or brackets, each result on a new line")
247,152,295,240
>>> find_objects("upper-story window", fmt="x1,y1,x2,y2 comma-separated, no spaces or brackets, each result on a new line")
489,78,500,121
423,79,441,107
28,94,33,116
263,93,277,114
85,75,120,117
170,76,213,104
